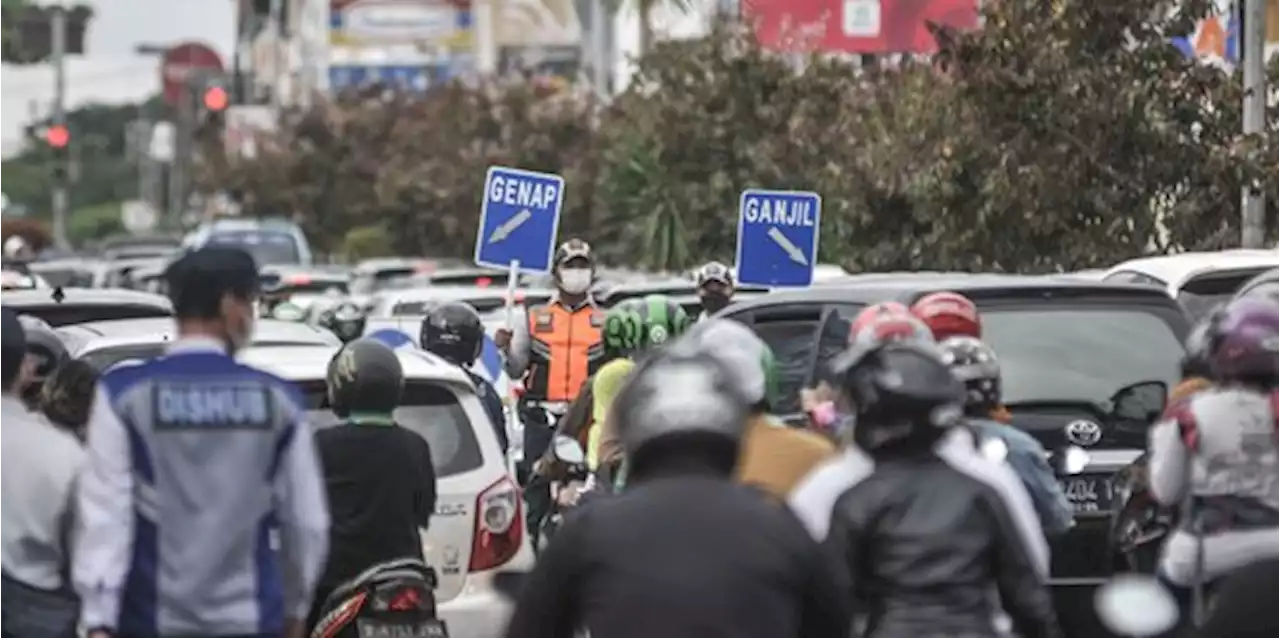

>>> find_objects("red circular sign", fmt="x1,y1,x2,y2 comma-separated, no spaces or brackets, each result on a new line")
160,42,224,107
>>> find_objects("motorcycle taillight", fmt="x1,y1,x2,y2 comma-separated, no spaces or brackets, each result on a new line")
371,582,436,614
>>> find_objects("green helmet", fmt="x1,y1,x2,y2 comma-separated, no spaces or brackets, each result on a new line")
603,295,691,358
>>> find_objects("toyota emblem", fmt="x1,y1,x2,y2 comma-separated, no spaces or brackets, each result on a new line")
1064,420,1103,446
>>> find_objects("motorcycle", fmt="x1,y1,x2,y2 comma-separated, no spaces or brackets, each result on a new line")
309,558,448,638
527,434,592,553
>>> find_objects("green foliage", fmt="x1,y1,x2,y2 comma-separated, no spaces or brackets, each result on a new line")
203,1,1277,271
67,202,125,245
341,224,395,261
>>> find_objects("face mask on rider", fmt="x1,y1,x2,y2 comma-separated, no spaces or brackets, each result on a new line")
558,268,592,295
221,294,257,353
700,291,731,314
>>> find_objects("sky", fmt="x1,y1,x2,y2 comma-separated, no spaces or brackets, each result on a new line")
1,0,237,157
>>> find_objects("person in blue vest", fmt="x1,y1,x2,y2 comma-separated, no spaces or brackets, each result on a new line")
421,302,509,453
73,246,330,638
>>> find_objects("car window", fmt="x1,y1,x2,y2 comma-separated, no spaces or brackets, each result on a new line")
392,297,507,316
20,304,172,327
1238,279,1280,301
79,343,167,371
728,303,829,414
301,381,484,477
1179,269,1273,321
981,307,1183,406
205,230,301,266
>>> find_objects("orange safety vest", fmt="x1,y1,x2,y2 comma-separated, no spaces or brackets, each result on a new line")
525,302,606,402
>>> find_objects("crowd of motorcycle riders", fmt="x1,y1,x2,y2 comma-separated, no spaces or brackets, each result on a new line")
0,236,1276,638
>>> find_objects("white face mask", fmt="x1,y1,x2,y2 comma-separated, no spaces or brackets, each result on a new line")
558,268,592,294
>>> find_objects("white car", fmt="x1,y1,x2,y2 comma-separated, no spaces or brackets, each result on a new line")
238,345,534,637
58,317,342,370
1103,249,1279,320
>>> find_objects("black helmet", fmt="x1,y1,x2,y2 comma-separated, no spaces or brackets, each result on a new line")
326,338,404,418
836,340,965,447
611,348,750,456
937,336,1002,411
421,301,484,366
18,315,68,403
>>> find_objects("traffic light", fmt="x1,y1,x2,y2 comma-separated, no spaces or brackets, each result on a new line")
202,84,230,112
192,73,233,141
1,4,93,64
42,124,70,181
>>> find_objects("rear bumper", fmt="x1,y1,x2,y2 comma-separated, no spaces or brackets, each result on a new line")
438,542,535,638
439,588,514,638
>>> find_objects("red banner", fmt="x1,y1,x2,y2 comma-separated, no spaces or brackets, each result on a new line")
742,0,979,55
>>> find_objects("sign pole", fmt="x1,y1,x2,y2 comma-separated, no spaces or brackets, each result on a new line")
505,259,521,330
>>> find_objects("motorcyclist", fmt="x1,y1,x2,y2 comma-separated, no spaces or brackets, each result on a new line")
693,260,735,318
1147,297,1279,593
495,238,605,483
822,337,1060,638
16,314,69,409
590,295,691,484
677,318,836,500
503,348,850,638
421,301,508,452
938,336,1075,537
308,338,438,632
2,308,86,638
911,291,1010,422
803,302,929,436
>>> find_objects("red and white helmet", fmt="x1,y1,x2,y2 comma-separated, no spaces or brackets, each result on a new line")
848,302,933,349
911,291,981,340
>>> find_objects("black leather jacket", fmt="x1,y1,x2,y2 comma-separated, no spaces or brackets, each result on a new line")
826,452,1061,638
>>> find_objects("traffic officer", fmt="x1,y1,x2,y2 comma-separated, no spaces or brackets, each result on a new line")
495,238,606,483
74,247,330,638
693,261,735,319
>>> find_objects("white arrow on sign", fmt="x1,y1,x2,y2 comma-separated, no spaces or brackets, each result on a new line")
487,208,533,244
767,227,809,266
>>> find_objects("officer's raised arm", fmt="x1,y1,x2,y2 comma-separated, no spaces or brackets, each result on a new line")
74,380,137,633
504,308,532,379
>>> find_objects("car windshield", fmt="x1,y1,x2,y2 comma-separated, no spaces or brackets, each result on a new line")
392,297,506,316
79,344,167,371
982,307,1183,406
300,382,484,477
1178,269,1273,321
206,231,301,266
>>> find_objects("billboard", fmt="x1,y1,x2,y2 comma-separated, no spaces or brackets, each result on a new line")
742,0,979,55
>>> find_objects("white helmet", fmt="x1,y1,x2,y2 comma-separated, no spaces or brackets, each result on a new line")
675,318,769,405
3,235,32,259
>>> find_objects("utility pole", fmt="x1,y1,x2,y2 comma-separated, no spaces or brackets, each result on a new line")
1240,0,1267,248
589,0,609,98
169,81,194,225
50,5,69,249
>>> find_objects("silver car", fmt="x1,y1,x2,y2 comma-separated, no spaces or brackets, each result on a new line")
58,317,342,370
239,345,534,637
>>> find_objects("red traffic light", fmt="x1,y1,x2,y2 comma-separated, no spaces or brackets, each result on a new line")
202,85,229,112
44,124,69,148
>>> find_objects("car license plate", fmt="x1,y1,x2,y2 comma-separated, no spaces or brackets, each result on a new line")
357,619,449,638
1059,475,1114,514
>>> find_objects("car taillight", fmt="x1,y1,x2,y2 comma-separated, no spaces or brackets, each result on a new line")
469,476,523,572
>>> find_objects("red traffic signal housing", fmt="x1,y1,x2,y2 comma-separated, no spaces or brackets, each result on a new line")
45,124,69,148
202,85,229,112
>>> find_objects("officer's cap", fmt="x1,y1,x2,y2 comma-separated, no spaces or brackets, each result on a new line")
164,247,260,319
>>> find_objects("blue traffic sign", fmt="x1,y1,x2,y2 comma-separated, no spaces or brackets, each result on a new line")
735,189,822,287
474,166,565,273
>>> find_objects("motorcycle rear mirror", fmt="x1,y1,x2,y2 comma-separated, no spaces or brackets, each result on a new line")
1110,380,1168,425
1094,574,1180,636
980,437,1009,464
1054,445,1090,475
552,435,586,465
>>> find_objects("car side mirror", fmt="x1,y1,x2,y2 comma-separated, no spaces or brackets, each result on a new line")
1110,380,1168,425
552,434,586,465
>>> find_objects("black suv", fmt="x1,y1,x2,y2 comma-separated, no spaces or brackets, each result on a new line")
718,274,1189,635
